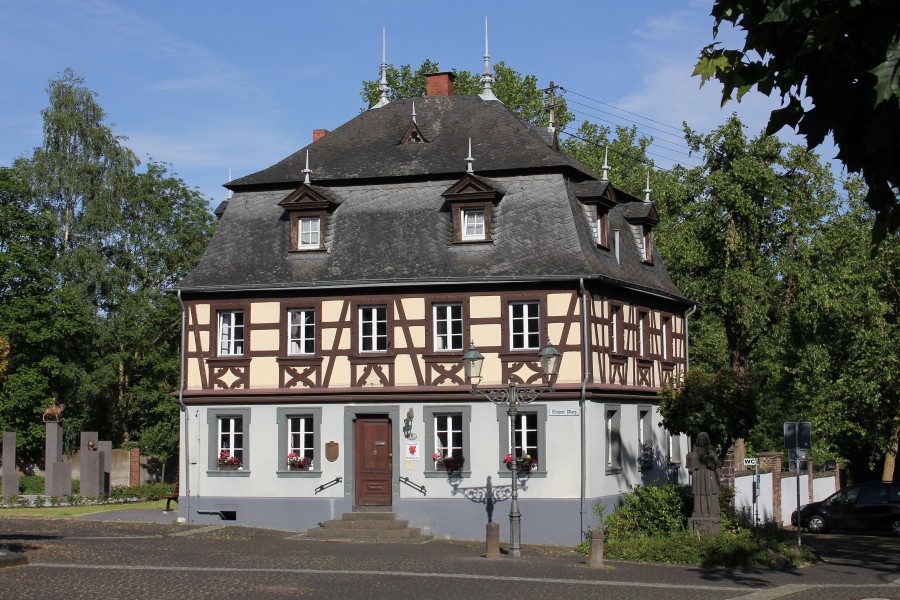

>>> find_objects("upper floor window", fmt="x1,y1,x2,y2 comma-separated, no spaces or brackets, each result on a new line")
638,310,649,357
610,305,621,354
359,306,387,352
510,301,540,350
298,217,321,249
461,208,486,241
218,310,244,356
642,229,654,263
288,308,315,355
433,303,463,352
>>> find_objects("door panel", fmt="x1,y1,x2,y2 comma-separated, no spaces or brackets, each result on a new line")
355,418,392,506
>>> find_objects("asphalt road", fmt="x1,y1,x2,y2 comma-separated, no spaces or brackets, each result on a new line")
0,513,898,599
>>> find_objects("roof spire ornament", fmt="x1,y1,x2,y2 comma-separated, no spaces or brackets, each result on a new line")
412,102,417,124
600,147,610,182
643,169,652,203
479,17,500,102
373,27,391,109
302,150,312,185
465,138,475,173
227,168,234,199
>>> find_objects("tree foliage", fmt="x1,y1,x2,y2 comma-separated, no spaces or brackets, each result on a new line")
361,60,574,130
694,0,900,240
0,70,214,464
659,369,759,457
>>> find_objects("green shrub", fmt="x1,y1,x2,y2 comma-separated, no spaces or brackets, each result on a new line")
604,483,692,539
109,482,174,501
20,475,44,495
48,496,61,507
32,495,46,507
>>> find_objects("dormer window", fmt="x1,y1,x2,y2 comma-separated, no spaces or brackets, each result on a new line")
642,228,653,263
597,210,609,248
462,208,486,241
279,184,340,252
299,217,321,249
442,174,502,245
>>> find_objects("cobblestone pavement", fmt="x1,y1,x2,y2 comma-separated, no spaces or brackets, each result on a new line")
0,514,897,599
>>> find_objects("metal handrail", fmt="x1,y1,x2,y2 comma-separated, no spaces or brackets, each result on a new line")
399,476,427,496
314,477,342,495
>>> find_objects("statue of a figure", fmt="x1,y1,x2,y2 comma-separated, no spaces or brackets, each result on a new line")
42,398,65,423
687,432,721,518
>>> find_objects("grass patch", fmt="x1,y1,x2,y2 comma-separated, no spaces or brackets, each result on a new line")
0,499,168,518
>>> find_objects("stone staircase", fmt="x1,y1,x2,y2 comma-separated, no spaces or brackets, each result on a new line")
304,506,432,543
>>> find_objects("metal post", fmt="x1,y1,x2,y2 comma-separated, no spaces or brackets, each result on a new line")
796,442,802,546
507,382,522,558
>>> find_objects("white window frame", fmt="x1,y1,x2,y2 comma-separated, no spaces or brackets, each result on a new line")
288,415,315,469
276,407,322,476
638,311,648,357
434,414,463,462
288,308,316,355
638,405,653,471
424,406,472,478
610,305,621,354
299,216,321,248
218,310,244,356
510,412,538,459
461,208,486,241
496,404,547,477
433,303,463,352
606,405,621,474
207,408,250,474
359,306,387,352
509,301,540,351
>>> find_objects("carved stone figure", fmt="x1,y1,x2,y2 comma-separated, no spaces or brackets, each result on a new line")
687,432,722,534
42,399,65,423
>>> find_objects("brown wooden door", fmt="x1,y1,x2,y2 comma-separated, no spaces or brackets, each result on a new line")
354,418,392,506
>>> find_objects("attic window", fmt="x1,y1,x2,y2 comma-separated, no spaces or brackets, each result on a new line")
279,184,338,253
441,174,502,245
597,210,609,248
642,228,653,263
401,121,428,144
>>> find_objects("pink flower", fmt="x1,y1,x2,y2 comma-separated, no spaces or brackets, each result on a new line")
432,453,442,460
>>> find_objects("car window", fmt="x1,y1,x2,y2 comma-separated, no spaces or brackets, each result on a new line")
862,486,888,505
825,487,859,507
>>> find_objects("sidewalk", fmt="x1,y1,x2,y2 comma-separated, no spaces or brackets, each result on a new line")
0,511,897,599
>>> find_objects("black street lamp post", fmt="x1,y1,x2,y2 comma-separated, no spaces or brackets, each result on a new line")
461,340,562,558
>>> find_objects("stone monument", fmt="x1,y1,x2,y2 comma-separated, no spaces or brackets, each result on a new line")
2,432,18,503
44,399,72,499
80,432,106,497
686,432,722,535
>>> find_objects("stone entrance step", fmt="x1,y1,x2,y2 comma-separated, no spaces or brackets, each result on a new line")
304,507,432,543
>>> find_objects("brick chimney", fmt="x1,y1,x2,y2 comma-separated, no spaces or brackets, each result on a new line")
425,72,456,97
313,129,329,143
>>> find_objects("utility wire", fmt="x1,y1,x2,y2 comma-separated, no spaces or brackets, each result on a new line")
560,87,685,134
565,98,691,148
566,113,696,160
558,129,700,173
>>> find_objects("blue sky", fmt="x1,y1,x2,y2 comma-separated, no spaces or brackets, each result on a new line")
0,0,820,205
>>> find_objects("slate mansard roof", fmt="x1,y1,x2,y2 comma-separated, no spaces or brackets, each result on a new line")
176,93,689,304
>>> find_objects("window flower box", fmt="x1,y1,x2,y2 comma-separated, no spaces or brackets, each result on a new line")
287,453,312,471
217,451,242,470
503,453,537,473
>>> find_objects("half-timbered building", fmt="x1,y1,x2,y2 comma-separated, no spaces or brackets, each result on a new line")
173,65,693,543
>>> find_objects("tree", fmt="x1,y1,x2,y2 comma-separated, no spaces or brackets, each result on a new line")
361,60,574,130
785,179,899,480
694,0,900,240
659,369,758,458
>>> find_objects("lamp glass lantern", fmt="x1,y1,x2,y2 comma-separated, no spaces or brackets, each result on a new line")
461,343,484,385
538,340,562,385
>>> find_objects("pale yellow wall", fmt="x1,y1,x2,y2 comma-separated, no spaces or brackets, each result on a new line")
470,324,501,349
195,304,210,325
187,359,202,389
547,293,577,316
251,302,280,323
321,300,345,323
399,298,424,321
250,357,279,388
394,355,417,386
327,357,351,387
407,325,425,349
469,295,500,318
252,329,279,353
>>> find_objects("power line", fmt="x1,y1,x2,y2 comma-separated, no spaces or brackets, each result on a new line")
565,98,690,148
565,111,696,161
559,129,701,173
560,87,686,134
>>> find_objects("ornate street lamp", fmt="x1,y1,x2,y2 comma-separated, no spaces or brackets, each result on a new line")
460,340,562,558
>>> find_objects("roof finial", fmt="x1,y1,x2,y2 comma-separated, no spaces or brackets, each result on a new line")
600,147,610,182
373,27,391,109
643,169,652,203
412,101,417,124
465,138,475,173
227,168,234,199
302,150,312,185
479,17,500,102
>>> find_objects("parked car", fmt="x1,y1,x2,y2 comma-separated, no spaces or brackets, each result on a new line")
792,483,900,535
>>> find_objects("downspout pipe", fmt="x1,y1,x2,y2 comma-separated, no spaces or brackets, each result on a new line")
578,278,590,539
176,290,191,523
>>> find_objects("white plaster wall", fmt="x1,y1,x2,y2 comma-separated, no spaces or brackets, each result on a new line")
734,472,774,525
813,476,837,502
780,475,810,525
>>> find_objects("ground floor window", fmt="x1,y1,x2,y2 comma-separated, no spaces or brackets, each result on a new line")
207,408,251,473
277,407,322,476
423,406,471,478
605,405,621,474
496,404,547,477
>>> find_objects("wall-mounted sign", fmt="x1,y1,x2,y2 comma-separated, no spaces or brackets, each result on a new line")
549,408,580,417
405,443,420,460
743,457,758,467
